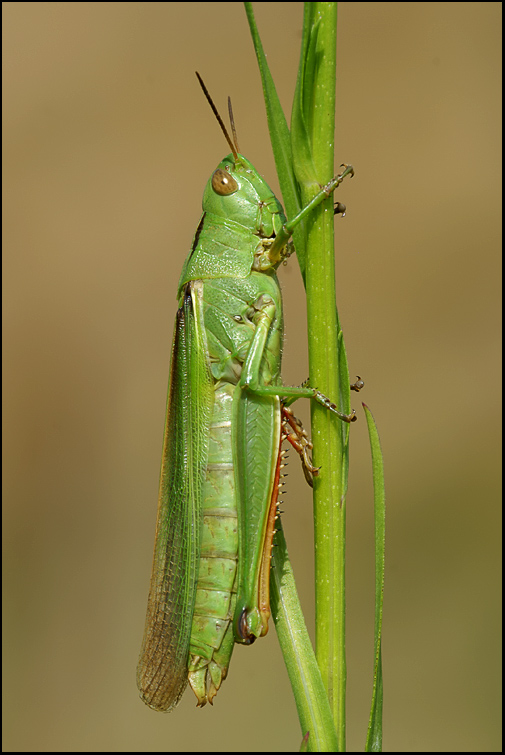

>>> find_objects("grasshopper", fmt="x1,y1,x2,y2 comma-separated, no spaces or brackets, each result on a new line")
136,74,356,712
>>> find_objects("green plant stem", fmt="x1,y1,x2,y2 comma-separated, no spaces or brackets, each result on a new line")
293,4,350,749
246,3,354,749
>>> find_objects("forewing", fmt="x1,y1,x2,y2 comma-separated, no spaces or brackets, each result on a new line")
136,281,213,711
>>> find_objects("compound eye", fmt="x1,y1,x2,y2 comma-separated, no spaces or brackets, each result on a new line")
212,168,238,195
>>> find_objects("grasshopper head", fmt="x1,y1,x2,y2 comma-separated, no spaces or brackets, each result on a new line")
203,154,285,240
196,73,286,240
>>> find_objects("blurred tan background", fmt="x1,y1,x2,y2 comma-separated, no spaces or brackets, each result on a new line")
3,3,501,752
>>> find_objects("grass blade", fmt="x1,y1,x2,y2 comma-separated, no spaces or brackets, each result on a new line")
363,403,385,752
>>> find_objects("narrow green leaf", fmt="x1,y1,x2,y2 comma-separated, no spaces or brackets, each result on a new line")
291,8,320,190
244,2,310,284
244,3,302,223
363,403,385,752
270,524,339,752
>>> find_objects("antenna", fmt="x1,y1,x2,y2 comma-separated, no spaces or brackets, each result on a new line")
195,72,238,159
227,97,240,155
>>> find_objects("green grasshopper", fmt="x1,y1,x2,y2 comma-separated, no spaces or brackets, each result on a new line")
136,73,356,712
